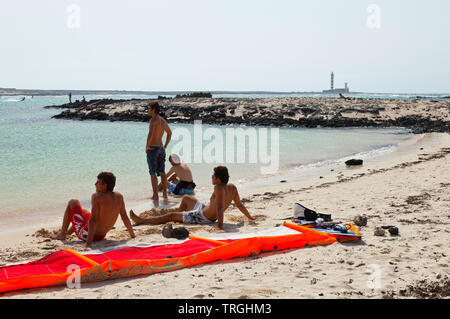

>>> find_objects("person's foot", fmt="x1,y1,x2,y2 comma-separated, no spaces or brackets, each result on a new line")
151,193,159,201
51,231,65,241
130,210,144,225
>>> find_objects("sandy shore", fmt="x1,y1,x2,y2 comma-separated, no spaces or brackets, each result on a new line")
1,133,449,299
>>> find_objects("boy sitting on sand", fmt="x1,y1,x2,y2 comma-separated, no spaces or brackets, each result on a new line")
158,153,196,195
131,166,255,230
52,172,136,247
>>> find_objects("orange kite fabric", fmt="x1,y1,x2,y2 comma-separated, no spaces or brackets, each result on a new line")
0,222,360,294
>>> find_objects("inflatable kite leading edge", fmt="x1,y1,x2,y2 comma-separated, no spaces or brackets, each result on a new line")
0,222,360,294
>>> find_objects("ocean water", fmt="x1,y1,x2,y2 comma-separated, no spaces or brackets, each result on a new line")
0,94,415,224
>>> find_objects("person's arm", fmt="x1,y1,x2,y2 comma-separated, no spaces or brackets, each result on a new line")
86,195,100,247
233,186,255,221
215,186,225,230
166,167,175,179
119,197,135,239
163,121,172,150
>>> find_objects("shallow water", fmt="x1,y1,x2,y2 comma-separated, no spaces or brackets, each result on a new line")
0,95,413,223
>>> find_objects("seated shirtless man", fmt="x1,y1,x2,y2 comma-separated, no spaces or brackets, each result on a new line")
158,153,196,195
130,166,255,230
53,172,136,247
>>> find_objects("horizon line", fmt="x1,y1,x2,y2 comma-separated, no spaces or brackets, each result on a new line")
1,88,449,96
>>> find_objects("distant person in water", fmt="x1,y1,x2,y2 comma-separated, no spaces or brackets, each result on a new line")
158,153,196,195
146,101,172,203
130,166,255,230
52,172,135,247
81,96,86,103
69,92,72,104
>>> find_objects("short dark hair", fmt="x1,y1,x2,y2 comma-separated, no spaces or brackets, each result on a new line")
149,101,160,114
97,172,116,192
213,166,229,184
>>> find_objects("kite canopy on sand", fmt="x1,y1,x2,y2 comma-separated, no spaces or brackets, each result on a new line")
0,222,360,294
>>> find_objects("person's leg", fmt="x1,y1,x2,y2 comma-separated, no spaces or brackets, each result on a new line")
154,195,195,214
130,210,183,225
178,195,198,211
129,195,199,225
53,199,80,240
158,148,168,200
160,173,168,200
150,174,159,201
147,148,160,201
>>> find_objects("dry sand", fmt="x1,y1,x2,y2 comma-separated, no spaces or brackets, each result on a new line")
1,133,449,299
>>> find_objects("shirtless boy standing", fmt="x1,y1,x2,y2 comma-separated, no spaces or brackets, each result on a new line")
130,166,255,230
53,172,136,247
146,101,172,202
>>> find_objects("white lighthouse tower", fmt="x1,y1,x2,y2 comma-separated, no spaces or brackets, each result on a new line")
322,72,350,94
331,72,334,91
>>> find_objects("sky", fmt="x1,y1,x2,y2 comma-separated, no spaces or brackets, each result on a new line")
0,0,449,93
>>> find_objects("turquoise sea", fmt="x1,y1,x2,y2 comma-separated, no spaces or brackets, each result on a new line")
0,93,422,226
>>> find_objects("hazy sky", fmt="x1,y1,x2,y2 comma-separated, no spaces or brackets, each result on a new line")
0,0,449,93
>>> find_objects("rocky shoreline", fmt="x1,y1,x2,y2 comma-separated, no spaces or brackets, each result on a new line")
46,97,450,133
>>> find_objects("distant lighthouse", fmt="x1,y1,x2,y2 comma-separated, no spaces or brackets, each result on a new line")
331,72,334,90
322,72,350,94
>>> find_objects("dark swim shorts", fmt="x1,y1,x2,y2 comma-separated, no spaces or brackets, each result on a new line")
146,146,166,176
173,180,196,195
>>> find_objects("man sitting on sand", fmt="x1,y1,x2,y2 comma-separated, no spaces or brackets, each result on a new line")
130,166,255,230
158,153,196,195
53,172,136,247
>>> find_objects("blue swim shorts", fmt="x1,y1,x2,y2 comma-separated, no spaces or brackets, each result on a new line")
146,146,166,176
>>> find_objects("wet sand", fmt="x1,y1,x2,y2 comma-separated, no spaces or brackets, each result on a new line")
1,132,449,299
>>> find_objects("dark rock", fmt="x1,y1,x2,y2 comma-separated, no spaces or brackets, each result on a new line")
46,97,450,133
345,159,363,166
300,107,316,115
374,227,386,236
388,226,399,236
353,215,368,227
175,92,212,98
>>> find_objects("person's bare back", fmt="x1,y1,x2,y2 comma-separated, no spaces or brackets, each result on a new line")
147,115,170,149
91,191,125,237
53,172,135,247
169,163,193,182
204,183,237,220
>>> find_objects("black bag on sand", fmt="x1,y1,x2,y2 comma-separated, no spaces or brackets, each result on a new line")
162,224,190,240
294,203,332,222
318,213,332,222
172,227,189,240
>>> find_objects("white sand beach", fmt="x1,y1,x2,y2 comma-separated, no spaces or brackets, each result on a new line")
1,132,449,299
